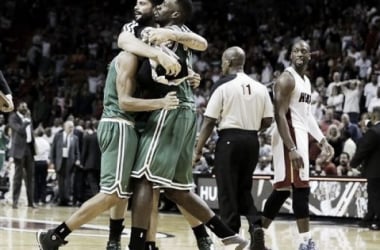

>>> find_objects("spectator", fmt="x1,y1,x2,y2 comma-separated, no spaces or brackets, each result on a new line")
364,73,379,111
8,102,36,208
50,120,80,206
326,72,341,97
341,131,357,160
340,79,363,123
326,86,344,119
80,120,100,200
33,127,51,205
368,87,380,113
319,108,341,135
355,50,372,80
336,152,355,176
340,113,362,143
351,106,380,230
326,124,344,164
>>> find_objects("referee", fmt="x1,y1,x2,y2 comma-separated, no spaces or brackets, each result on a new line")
195,46,273,250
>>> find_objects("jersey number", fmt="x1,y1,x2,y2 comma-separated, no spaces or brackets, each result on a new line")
241,84,252,95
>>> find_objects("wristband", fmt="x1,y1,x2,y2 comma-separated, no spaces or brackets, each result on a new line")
289,146,297,152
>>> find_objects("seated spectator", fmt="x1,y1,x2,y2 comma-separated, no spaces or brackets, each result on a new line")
319,107,341,135
341,130,357,160
336,152,361,176
340,113,362,143
326,124,344,164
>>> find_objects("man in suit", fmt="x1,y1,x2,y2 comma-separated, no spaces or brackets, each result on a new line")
50,120,80,206
81,120,101,200
351,106,380,230
9,102,35,208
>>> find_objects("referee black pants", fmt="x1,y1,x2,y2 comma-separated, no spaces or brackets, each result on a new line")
367,178,380,222
214,128,260,233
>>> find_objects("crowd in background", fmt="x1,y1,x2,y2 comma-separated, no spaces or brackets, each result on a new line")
1,0,380,205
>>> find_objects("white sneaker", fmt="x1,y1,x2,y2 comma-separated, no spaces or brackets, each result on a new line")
221,234,249,250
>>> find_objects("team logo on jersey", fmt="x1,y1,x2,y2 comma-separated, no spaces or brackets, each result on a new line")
298,92,311,104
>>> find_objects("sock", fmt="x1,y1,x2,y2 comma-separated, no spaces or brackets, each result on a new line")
109,218,124,242
192,224,209,239
299,231,311,243
145,241,156,250
129,227,147,250
205,216,235,238
54,222,72,240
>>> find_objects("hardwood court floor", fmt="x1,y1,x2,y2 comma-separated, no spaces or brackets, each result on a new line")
0,203,379,250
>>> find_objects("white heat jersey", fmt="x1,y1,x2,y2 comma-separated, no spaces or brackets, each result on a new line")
283,66,312,131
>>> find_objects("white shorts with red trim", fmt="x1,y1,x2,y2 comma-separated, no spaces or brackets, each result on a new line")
271,126,310,189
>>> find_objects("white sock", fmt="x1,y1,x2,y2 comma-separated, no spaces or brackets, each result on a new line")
299,231,311,243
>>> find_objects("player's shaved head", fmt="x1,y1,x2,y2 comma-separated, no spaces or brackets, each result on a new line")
292,40,310,52
221,46,246,75
222,46,246,67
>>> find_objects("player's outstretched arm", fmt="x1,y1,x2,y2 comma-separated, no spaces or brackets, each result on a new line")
118,31,181,76
145,27,208,51
116,52,179,112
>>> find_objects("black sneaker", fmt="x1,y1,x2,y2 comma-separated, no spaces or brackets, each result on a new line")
250,228,269,250
36,229,67,250
196,236,214,250
106,240,121,250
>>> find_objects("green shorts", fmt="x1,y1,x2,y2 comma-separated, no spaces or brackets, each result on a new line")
131,108,196,190
98,118,138,198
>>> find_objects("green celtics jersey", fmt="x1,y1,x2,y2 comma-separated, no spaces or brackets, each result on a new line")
102,54,135,121
175,44,195,109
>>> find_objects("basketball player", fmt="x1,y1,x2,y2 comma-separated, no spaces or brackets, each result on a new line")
195,46,273,250
127,1,248,250
261,40,334,250
36,49,179,250
0,70,14,112
108,1,213,250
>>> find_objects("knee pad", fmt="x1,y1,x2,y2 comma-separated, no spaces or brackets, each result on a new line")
263,189,291,220
292,187,310,219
